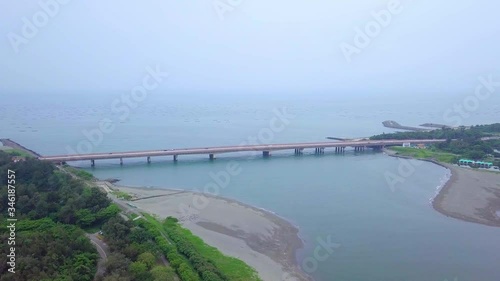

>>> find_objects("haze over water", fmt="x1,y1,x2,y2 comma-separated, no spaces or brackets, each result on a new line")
1,94,500,280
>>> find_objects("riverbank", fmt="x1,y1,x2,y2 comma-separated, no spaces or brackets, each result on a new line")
385,148,500,227
103,182,311,281
433,164,500,227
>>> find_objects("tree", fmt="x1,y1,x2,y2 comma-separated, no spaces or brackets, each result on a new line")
101,273,132,281
102,217,131,250
150,266,177,281
129,261,148,278
129,227,153,244
122,243,141,260
104,253,131,276
96,204,121,221
0,223,97,281
76,209,96,227
71,253,96,280
83,187,111,212
137,252,156,269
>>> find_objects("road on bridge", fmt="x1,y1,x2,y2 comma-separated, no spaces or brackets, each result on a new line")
38,139,447,163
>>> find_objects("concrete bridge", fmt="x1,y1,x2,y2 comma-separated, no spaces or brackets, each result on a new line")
38,139,446,166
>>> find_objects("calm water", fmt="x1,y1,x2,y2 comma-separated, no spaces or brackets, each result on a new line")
1,93,500,281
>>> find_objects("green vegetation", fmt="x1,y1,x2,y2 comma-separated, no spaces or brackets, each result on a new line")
98,215,180,281
99,204,262,281
64,166,95,181
0,155,115,228
137,214,201,281
372,123,500,163
1,220,98,281
371,123,500,141
0,151,179,281
0,148,34,158
112,190,133,200
0,152,106,281
0,151,262,281
161,215,229,281
136,213,262,281
151,266,177,280
163,217,261,281
389,147,458,163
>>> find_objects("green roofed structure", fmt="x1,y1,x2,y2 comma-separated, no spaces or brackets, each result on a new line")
458,159,493,168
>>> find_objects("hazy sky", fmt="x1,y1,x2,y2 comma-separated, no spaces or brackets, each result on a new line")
1,0,500,96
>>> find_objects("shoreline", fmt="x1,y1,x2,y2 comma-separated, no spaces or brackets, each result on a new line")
384,149,500,228
89,148,498,281
432,163,500,227
0,138,41,157
102,182,312,281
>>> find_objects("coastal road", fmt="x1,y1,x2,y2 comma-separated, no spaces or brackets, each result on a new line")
86,233,109,278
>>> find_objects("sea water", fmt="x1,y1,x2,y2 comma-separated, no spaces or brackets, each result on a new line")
1,93,500,281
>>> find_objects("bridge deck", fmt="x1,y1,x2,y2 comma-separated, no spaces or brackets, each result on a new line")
38,139,446,162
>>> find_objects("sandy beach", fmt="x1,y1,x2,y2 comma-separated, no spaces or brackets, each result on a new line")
385,149,500,227
106,184,311,281
432,164,500,227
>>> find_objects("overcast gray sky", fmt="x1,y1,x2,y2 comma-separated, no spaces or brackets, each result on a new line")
1,0,499,97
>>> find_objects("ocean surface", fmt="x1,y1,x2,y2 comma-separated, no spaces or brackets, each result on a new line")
1,93,500,281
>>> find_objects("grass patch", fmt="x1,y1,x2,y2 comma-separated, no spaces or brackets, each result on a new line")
111,190,133,201
64,166,95,181
2,148,34,158
143,213,164,230
389,146,458,163
139,214,200,281
163,217,262,281
141,214,262,281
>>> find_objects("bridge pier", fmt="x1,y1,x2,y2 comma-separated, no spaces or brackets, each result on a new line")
315,148,324,154
173,155,178,162
91,159,95,167
209,154,215,160
120,158,123,165
147,156,151,164
294,148,303,155
355,146,365,152
263,151,270,158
